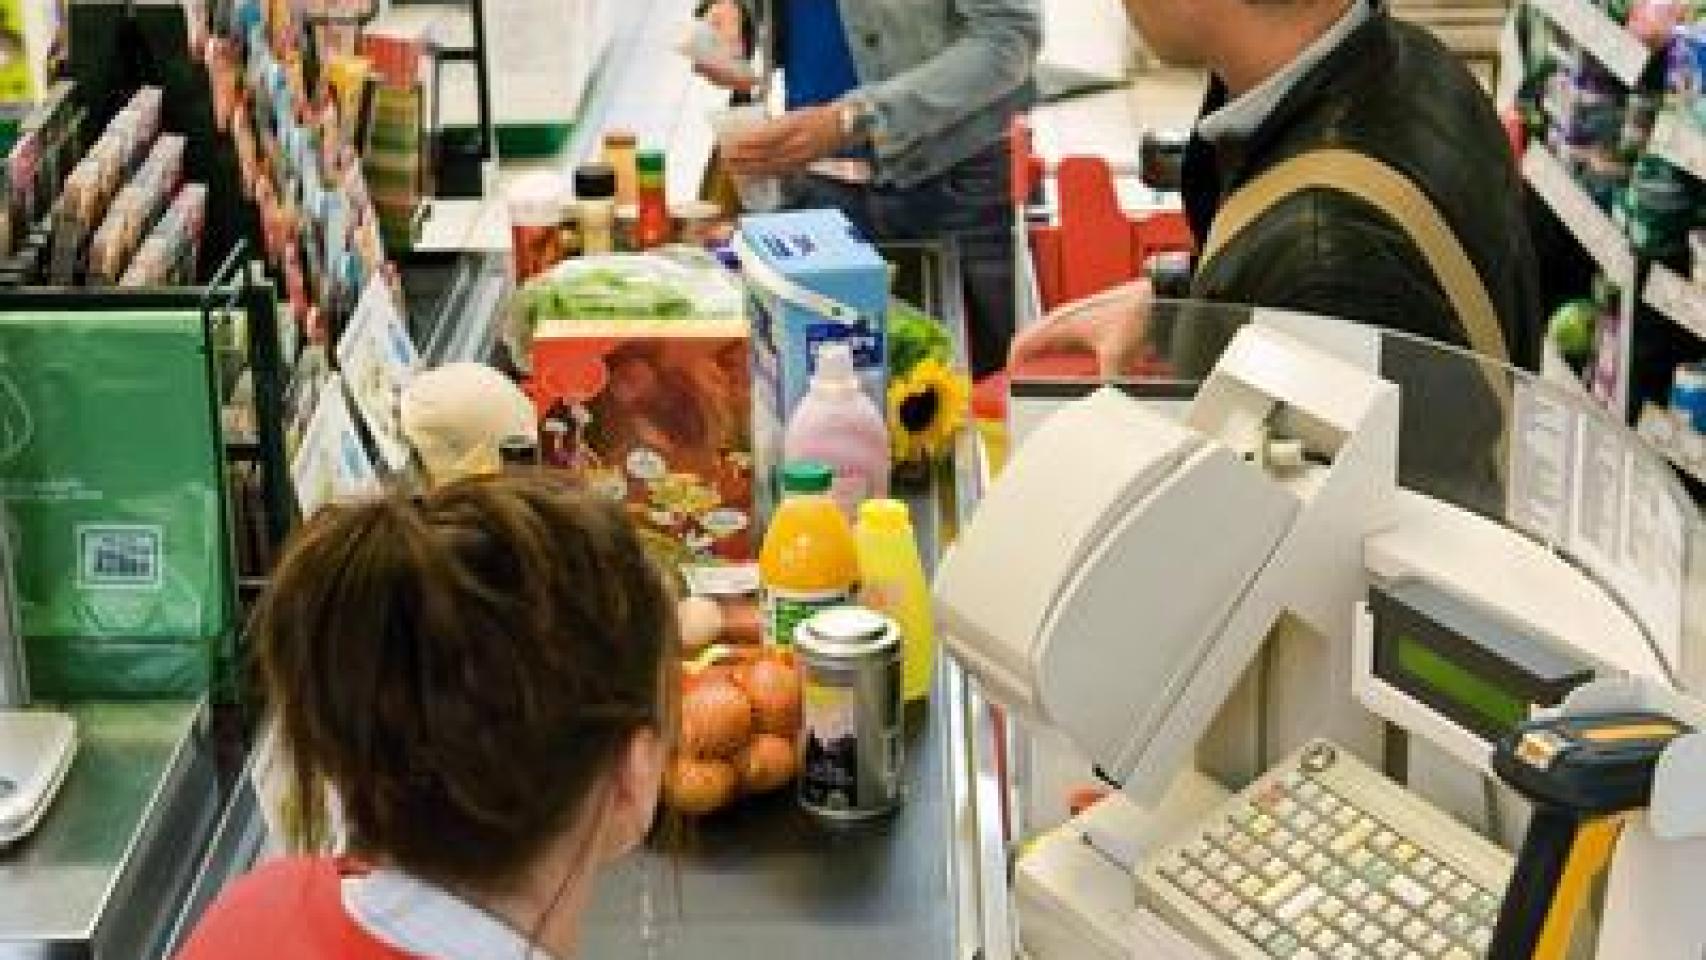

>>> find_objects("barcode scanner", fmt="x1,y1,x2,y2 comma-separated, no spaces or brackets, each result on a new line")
1487,712,1690,960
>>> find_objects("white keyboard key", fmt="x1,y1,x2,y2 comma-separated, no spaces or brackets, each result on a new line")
1389,874,1432,910
1304,852,1331,875
1253,919,1278,943
1380,903,1407,928
1234,906,1261,929
1469,928,1492,951
1344,878,1371,902
1312,927,1341,951
1372,829,1398,851
1332,944,1359,960
1277,885,1326,923
1287,838,1313,862
1391,841,1419,864
1365,892,1391,916
1450,880,1478,904
1424,900,1451,924
1296,915,1324,941
1260,874,1306,911
1442,948,1473,960
1317,897,1347,922
1421,931,1451,956
1377,938,1404,959
1401,918,1429,942
1356,922,1385,947
1332,820,1375,856
1262,857,1291,880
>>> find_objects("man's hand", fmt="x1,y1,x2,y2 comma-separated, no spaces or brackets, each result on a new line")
1008,279,1156,378
722,105,848,177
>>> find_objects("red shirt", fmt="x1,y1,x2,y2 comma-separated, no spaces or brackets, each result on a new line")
176,856,417,959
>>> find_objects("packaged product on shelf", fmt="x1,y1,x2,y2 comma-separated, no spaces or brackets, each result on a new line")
513,251,754,565
88,134,186,284
738,208,888,524
336,273,420,472
120,184,209,287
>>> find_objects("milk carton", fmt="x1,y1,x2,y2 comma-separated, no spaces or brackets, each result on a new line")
739,209,888,525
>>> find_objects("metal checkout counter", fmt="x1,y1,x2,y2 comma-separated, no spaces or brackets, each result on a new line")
938,301,1706,960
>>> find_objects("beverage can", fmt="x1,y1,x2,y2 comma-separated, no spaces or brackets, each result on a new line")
795,606,902,821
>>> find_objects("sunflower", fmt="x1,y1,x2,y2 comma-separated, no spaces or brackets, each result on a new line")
887,358,969,463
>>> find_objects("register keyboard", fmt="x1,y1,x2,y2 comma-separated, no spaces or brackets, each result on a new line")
1136,740,1512,960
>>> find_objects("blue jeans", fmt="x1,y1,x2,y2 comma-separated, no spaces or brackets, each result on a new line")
785,144,1016,378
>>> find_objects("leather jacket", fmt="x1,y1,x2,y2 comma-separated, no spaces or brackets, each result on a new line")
1182,4,1542,372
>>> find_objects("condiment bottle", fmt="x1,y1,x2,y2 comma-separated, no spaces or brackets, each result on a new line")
602,130,639,207
635,149,672,250
574,162,618,255
855,499,935,702
758,461,859,647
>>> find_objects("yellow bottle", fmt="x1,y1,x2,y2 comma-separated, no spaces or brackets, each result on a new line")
759,461,859,647
855,498,935,702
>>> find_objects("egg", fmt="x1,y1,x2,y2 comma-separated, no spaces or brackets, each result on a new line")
735,734,797,794
740,658,802,736
680,678,753,759
678,596,724,654
666,757,738,816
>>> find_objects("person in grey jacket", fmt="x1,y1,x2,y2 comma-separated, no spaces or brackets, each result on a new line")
696,0,1041,377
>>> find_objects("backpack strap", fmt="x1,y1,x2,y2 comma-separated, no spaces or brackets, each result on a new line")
1199,147,1510,367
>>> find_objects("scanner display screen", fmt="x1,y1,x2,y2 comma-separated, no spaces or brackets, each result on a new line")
1395,635,1529,739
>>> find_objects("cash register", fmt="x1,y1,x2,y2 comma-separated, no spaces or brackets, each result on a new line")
935,323,1699,959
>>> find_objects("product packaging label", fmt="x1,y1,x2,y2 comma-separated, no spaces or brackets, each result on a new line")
764,587,850,647
800,676,859,811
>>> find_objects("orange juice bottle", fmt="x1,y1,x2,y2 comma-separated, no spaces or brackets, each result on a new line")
759,461,859,646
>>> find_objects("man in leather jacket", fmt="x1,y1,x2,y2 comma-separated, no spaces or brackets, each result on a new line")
1015,0,1542,512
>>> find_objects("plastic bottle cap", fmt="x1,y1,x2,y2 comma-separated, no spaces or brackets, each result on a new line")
637,149,666,174
574,163,617,200
858,498,912,533
811,342,862,397
781,461,834,494
604,130,637,147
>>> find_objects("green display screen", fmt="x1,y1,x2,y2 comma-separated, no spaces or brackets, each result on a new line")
1397,635,1529,736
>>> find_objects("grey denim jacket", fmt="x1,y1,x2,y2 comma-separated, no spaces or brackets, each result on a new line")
740,0,1041,188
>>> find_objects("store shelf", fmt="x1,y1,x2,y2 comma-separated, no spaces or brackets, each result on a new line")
1522,145,1637,287
1648,109,1706,183
1637,405,1706,485
1643,264,1706,341
1526,0,1652,87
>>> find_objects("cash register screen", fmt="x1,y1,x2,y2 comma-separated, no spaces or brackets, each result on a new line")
1370,584,1595,743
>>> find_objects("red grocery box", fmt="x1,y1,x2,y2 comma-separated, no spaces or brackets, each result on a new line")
530,329,755,565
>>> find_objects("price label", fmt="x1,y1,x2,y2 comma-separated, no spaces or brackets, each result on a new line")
1648,112,1706,183
1528,0,1652,87
1643,265,1706,342
1522,147,1636,287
